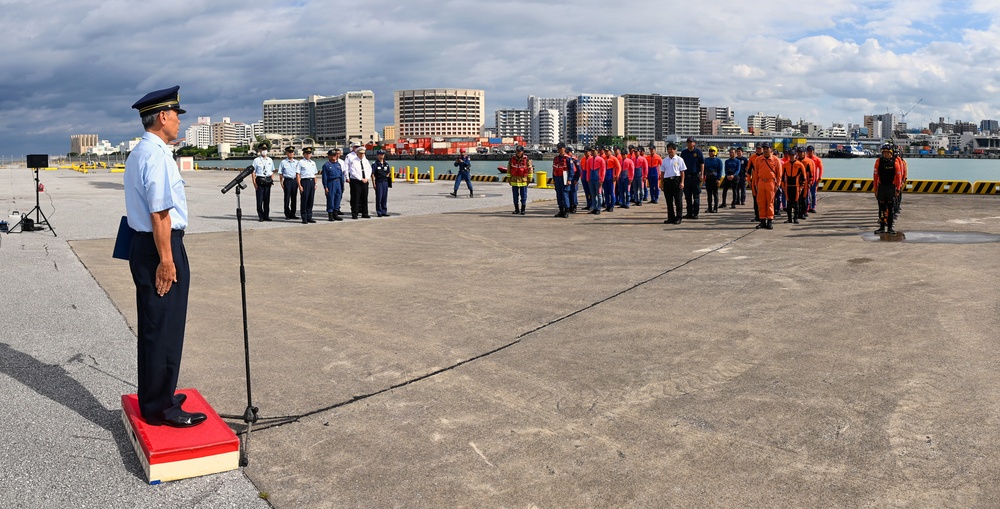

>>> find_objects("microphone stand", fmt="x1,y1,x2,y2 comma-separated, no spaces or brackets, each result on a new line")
221,168,259,466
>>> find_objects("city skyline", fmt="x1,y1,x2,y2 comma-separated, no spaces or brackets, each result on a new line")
2,1,998,155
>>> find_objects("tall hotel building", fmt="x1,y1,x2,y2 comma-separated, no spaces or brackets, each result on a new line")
394,89,485,138
70,134,98,155
262,90,375,145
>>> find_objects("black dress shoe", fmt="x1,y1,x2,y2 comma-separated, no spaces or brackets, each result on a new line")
263,217,272,221
173,393,187,405
333,215,343,221
290,216,300,220
361,215,371,219
307,219,317,223
161,411,207,428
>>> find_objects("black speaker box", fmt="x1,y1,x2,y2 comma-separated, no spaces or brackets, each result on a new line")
27,154,48,169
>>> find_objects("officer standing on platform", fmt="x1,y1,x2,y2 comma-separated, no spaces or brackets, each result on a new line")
296,147,318,223
278,146,299,220
124,85,205,428
372,149,392,217
322,149,345,221
251,141,274,222
345,146,372,219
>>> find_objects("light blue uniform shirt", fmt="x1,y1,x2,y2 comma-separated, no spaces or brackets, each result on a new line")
252,155,274,177
297,158,318,179
279,157,299,179
124,132,187,232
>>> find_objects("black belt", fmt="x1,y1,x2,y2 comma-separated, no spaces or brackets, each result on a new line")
136,230,184,238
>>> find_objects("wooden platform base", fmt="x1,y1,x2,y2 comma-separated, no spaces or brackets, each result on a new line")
121,389,240,484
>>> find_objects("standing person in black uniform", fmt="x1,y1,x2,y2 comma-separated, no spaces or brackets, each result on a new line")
873,142,905,234
251,141,274,222
372,149,392,217
296,147,318,223
680,137,704,219
123,86,205,428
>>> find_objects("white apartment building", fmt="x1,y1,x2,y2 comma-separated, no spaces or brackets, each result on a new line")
394,88,485,138
527,96,570,145
495,108,530,139
570,93,618,145
537,109,559,146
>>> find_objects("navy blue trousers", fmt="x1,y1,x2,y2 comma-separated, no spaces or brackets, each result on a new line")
129,230,189,423
300,178,316,222
375,180,389,216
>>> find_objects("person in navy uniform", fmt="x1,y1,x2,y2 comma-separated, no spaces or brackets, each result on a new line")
680,137,704,219
296,147,318,223
251,141,274,222
278,146,299,219
322,149,345,221
372,149,392,217
123,86,205,428
565,147,579,213
450,149,474,197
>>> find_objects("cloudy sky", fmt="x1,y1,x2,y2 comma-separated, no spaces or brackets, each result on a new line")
2,0,998,155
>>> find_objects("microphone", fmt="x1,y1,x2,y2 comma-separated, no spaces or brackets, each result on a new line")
222,165,255,194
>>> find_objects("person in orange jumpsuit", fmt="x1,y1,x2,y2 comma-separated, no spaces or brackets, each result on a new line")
747,145,763,222
781,147,807,224
805,145,823,213
750,142,782,229
873,142,905,234
603,148,621,212
797,148,815,219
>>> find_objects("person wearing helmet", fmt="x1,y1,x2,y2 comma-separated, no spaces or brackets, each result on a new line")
372,149,391,217
873,142,905,234
251,141,275,222
703,146,723,213
781,148,807,224
451,148,473,198
508,146,532,215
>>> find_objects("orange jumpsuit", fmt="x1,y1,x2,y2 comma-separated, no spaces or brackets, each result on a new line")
781,159,806,221
751,154,782,220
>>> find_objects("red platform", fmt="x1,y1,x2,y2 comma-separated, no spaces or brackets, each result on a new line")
121,388,240,484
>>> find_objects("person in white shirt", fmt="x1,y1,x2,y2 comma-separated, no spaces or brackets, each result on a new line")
251,141,275,222
344,146,372,219
661,142,687,225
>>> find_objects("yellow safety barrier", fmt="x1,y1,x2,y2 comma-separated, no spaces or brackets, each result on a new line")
819,178,872,192
110,168,124,173
390,166,394,183
972,181,1000,195
430,166,435,183
904,180,972,194
413,167,419,184
472,175,500,182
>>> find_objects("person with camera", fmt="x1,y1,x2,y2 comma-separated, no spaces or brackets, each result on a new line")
251,141,275,222
451,148,474,197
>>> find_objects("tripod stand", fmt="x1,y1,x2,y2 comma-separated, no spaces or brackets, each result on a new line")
9,168,56,236
220,166,259,466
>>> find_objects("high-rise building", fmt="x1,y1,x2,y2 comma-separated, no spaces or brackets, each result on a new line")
980,119,999,134
621,94,700,142
70,134,98,155
571,93,617,145
383,125,396,141
394,88,485,138
865,113,897,139
495,109,531,139
700,106,735,135
263,90,376,145
527,96,570,144
747,112,776,135
537,109,560,146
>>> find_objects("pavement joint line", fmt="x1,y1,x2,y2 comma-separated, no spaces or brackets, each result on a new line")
235,228,759,435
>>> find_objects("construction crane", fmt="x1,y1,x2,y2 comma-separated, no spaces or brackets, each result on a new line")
900,99,923,123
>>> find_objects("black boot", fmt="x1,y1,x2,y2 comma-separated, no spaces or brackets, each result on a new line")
765,219,773,229
520,205,525,215
328,212,334,221
554,208,563,218
875,222,886,234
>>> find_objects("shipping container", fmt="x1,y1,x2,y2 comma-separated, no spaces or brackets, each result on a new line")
431,142,450,149
489,138,502,145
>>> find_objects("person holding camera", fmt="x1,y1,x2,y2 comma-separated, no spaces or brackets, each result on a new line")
251,141,275,222
451,148,473,197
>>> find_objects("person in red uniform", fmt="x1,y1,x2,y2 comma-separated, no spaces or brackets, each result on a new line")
806,145,823,213
632,146,648,206
873,142,905,234
603,148,621,212
750,142,782,229
508,146,532,215
646,145,663,203
781,147,807,224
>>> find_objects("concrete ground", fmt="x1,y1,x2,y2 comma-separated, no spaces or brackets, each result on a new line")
4,166,1000,508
